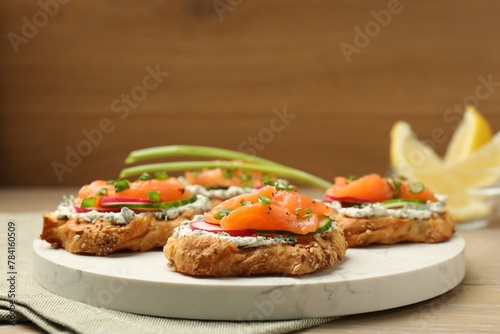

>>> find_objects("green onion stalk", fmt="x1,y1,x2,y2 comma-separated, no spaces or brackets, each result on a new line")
120,145,332,191
124,145,284,166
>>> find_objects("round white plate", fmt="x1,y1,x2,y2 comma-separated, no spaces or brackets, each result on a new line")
32,235,465,321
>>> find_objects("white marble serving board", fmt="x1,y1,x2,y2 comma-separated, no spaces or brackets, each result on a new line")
33,235,465,321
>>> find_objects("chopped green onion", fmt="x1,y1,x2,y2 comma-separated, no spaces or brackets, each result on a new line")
155,171,169,180
137,172,152,181
242,181,254,188
258,195,271,205
295,207,313,218
214,208,233,220
114,179,130,193
106,179,117,185
222,169,234,179
346,174,358,181
392,178,402,198
238,171,252,181
262,172,275,181
189,170,201,177
263,179,295,191
408,181,425,194
263,180,276,186
147,190,161,202
119,161,332,191
96,187,108,196
240,200,253,206
81,197,96,208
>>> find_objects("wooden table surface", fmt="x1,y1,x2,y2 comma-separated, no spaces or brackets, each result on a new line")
1,187,499,333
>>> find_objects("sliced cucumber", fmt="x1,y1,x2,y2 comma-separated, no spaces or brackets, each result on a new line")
254,216,333,236
381,198,426,209
303,216,333,236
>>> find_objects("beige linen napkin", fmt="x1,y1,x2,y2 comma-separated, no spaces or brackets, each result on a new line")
0,213,339,334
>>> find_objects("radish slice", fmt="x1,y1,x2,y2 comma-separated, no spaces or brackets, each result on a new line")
100,197,153,206
190,220,255,237
73,204,121,213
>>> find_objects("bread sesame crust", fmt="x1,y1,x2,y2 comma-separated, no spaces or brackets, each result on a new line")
40,210,198,256
163,228,348,277
335,211,455,247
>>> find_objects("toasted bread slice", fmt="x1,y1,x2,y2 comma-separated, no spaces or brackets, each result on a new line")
335,211,455,247
163,228,347,277
40,210,201,256
40,195,213,256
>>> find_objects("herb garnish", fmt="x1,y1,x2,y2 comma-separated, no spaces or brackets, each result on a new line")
295,207,313,218
214,208,233,220
258,195,272,205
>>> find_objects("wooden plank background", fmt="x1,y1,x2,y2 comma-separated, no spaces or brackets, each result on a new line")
1,0,499,187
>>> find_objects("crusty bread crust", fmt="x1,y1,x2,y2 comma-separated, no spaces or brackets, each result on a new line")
163,228,348,277
40,210,197,256
335,211,455,247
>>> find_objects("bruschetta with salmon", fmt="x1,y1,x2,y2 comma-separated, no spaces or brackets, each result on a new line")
164,181,348,276
324,174,455,247
41,174,212,255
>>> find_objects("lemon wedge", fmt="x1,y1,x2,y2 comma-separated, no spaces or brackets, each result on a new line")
390,121,463,195
447,132,500,187
390,119,499,223
390,121,443,174
390,112,500,222
444,105,493,164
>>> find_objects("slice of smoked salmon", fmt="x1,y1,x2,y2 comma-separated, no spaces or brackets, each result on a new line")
205,186,275,222
397,180,438,201
185,166,273,188
185,168,235,188
272,190,332,218
76,177,191,208
326,174,438,202
219,204,319,235
117,178,191,202
326,174,393,202
204,185,332,235
77,180,113,199
329,176,348,194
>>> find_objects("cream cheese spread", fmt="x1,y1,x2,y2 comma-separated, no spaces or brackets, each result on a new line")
185,185,255,199
328,196,447,220
53,195,212,224
172,215,299,248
